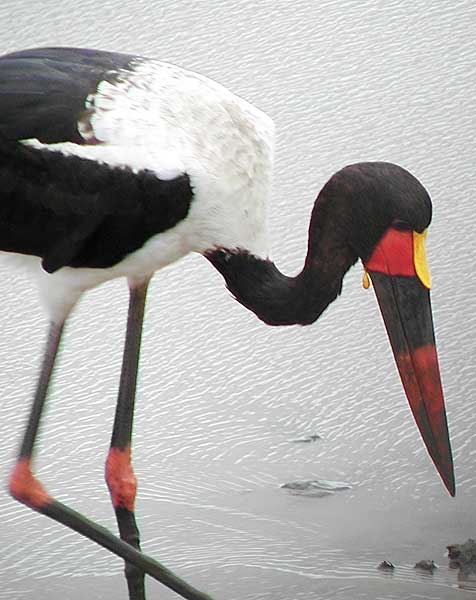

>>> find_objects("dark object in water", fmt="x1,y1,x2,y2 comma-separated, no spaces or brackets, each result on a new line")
290,434,322,443
447,538,476,568
414,560,438,571
281,479,351,497
377,560,395,571
447,538,476,589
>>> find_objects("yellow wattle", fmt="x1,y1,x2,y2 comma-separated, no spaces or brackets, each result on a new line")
362,269,371,289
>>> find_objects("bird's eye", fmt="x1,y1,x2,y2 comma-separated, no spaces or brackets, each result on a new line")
393,219,411,231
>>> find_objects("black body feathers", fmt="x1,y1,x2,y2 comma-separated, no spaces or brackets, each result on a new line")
0,138,193,272
0,48,194,273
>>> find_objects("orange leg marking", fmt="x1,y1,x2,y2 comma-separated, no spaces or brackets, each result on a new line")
9,457,51,509
105,446,137,512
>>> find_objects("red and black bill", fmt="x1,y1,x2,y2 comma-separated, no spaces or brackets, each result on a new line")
364,227,455,496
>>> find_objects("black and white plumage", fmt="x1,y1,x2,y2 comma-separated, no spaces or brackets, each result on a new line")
0,47,454,600
0,46,273,321
0,139,193,271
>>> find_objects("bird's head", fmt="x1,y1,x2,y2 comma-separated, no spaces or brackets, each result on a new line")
307,162,454,495
346,163,454,495
310,161,432,261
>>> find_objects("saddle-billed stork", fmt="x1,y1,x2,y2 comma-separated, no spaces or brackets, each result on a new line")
0,47,454,600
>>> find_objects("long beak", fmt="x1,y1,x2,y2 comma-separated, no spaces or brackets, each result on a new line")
364,228,455,496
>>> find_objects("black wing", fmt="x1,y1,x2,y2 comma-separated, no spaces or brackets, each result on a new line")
0,47,137,144
0,137,193,272
0,47,194,272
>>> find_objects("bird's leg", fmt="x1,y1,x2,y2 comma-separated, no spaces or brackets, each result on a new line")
106,277,150,600
8,318,214,600
10,319,65,495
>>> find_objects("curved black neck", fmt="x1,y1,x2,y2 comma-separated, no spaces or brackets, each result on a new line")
206,236,355,327
206,162,432,326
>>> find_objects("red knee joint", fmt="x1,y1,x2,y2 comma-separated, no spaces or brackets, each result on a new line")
105,446,137,511
9,457,51,509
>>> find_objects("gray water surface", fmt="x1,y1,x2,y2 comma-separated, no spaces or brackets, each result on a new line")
0,1,475,599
